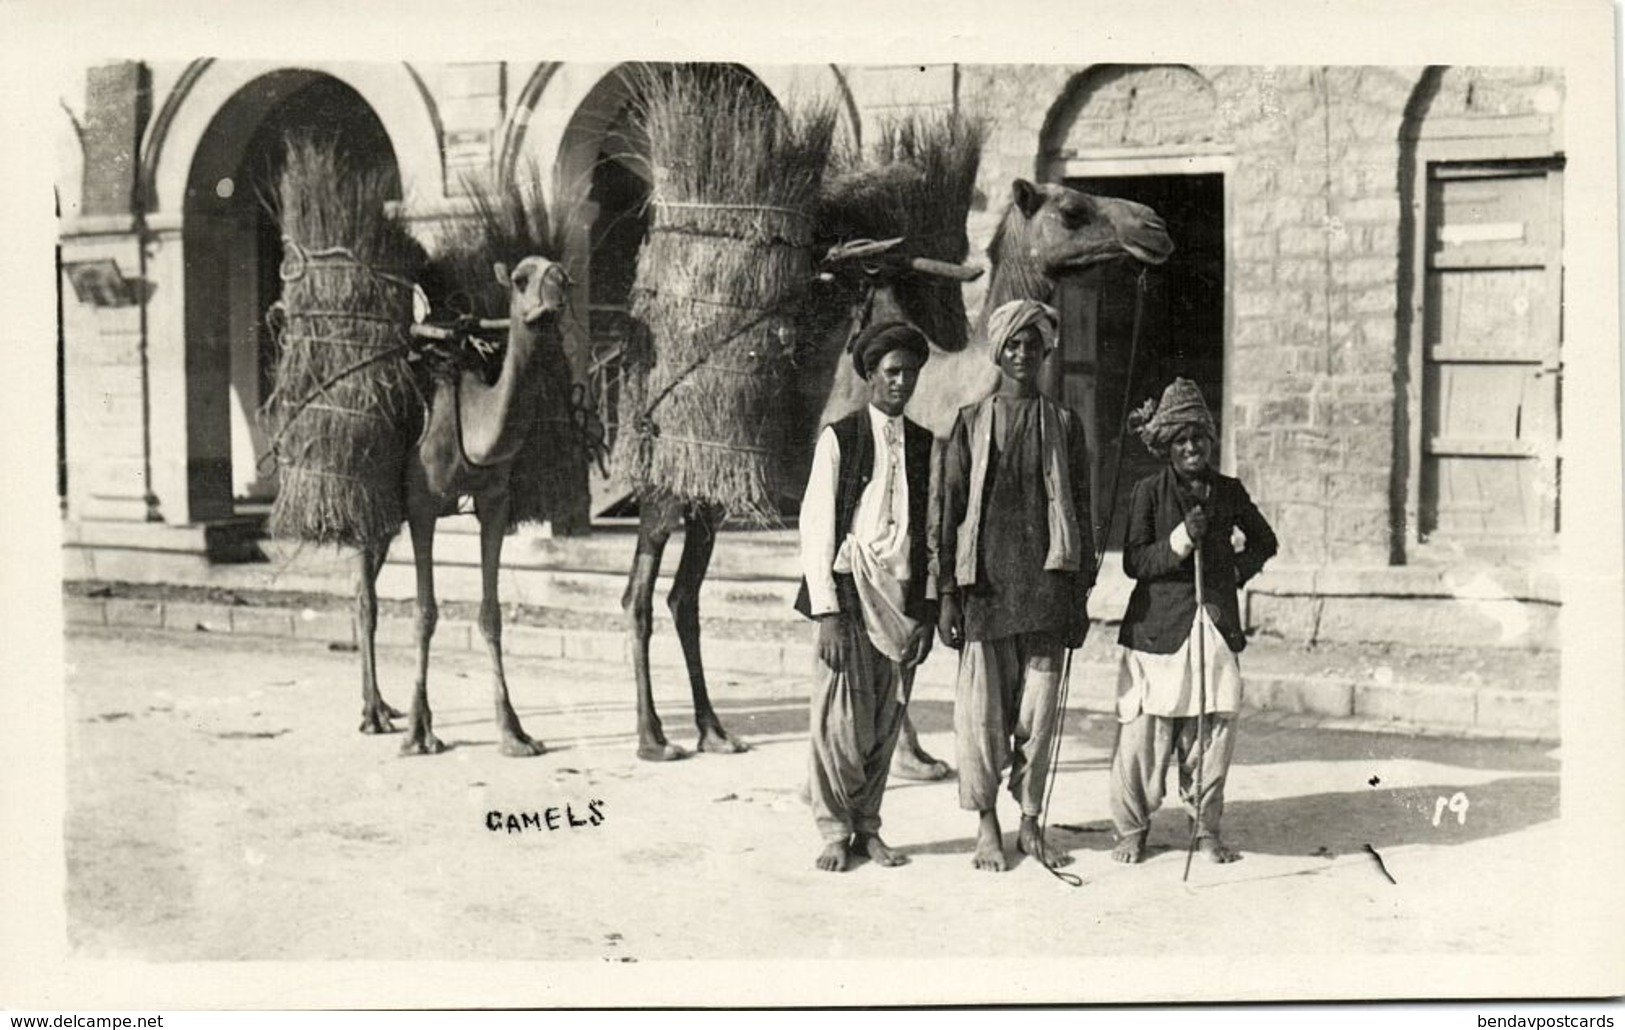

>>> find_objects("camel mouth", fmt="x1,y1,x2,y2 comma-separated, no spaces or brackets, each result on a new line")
521,305,560,328
1123,234,1176,266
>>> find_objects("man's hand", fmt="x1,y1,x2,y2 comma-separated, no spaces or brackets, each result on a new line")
902,622,935,668
1184,505,1209,546
937,594,964,650
817,613,846,672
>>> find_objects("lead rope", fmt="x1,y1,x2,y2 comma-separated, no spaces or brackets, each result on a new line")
1035,267,1150,887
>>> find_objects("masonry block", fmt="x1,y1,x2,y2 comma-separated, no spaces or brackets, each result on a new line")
231,607,295,638
506,624,565,659
1243,675,1354,717
1354,680,1476,727
106,598,163,628
707,638,788,677
163,601,232,633
563,631,627,664
1476,689,1559,736
64,597,107,626
373,616,419,649
293,609,356,645
1247,594,1320,641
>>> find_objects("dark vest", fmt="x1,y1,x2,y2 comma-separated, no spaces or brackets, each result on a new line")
794,410,935,622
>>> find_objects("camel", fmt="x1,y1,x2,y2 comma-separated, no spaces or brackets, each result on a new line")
623,178,1175,761
355,253,572,757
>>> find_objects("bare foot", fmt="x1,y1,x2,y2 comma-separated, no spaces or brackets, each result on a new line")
696,716,749,755
1017,815,1072,868
891,746,951,782
1199,837,1241,864
1111,833,1146,864
855,833,908,868
973,811,1007,872
816,838,851,872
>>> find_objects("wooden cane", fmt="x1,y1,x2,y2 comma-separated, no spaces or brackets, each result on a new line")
1183,513,1208,883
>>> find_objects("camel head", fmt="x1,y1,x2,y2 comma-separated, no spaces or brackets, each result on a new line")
494,256,571,328
988,180,1174,303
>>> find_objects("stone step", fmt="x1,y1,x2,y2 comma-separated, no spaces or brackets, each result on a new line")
65,595,1560,742
63,517,1561,648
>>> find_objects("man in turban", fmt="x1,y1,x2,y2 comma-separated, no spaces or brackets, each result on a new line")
936,298,1094,872
1110,377,1278,864
795,320,937,872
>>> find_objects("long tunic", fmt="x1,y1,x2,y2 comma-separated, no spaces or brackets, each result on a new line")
938,395,1094,643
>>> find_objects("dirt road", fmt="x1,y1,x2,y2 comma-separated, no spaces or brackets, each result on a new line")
59,624,1565,1001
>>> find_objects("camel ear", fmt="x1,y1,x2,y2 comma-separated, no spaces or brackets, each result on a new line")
1012,179,1044,218
493,262,510,287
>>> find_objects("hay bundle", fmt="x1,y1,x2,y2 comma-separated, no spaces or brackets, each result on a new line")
610,65,837,522
266,139,425,548
419,169,589,532
816,111,987,350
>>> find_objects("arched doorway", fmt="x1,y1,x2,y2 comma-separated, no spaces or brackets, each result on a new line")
183,72,400,518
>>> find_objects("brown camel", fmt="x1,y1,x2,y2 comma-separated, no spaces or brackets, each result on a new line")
623,179,1175,761
356,254,571,757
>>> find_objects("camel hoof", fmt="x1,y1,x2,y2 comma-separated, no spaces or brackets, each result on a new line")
696,733,749,755
501,736,546,758
638,742,688,762
399,733,447,756
359,712,399,735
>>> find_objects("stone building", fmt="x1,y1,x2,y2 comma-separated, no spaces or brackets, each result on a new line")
56,60,1565,649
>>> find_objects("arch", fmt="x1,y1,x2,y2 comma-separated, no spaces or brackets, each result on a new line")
143,59,445,216
55,101,85,221
506,61,852,517
178,72,404,514
506,60,856,211
1039,64,1224,178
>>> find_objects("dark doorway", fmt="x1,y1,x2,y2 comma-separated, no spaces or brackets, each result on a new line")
1053,173,1225,550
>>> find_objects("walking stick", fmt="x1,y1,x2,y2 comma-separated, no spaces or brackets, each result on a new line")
1183,504,1208,883
1033,269,1150,889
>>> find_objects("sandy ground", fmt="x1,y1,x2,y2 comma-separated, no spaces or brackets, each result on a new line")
63,625,1561,973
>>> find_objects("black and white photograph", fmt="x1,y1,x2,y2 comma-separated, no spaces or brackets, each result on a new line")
2,0,1622,1013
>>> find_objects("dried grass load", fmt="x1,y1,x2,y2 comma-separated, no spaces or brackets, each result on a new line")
265,139,425,548
611,66,836,522
815,111,987,351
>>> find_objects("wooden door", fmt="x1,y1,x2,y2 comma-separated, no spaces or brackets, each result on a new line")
1420,160,1563,544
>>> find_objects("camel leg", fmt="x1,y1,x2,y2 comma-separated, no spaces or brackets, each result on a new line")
623,498,684,761
400,506,447,756
674,503,748,754
357,543,401,734
475,490,544,757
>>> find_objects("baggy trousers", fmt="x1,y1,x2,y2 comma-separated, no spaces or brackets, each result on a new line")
954,632,1065,817
1109,712,1236,841
807,614,911,843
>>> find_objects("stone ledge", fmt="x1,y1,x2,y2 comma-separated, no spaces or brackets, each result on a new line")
67,600,1559,741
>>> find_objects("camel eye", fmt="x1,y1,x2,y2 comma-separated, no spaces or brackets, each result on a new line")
1059,202,1091,228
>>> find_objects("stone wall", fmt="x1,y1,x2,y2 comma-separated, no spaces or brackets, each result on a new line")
60,60,1565,589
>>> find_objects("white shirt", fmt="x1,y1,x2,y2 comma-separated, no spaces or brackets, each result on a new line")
799,405,913,617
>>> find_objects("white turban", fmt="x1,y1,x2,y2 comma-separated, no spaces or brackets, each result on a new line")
986,299,1059,363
